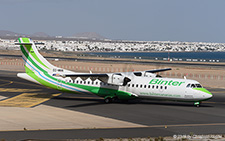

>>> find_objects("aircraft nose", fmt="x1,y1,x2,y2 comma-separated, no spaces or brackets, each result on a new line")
204,93,213,99
203,89,213,99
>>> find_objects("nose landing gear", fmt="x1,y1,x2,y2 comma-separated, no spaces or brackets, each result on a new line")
194,101,201,107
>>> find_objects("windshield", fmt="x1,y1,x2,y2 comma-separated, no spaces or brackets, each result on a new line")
186,83,202,88
195,84,202,88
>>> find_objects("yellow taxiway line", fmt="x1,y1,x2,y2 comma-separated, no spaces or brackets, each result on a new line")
0,88,41,93
0,81,13,87
0,92,61,108
0,78,50,88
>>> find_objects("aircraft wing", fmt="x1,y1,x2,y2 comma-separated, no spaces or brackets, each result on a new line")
63,68,171,77
60,68,171,85
64,73,108,77
144,68,171,73
62,73,130,86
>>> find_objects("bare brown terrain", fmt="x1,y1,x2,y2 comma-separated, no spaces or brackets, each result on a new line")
0,50,225,88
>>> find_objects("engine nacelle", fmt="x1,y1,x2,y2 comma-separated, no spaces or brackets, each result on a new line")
133,72,158,77
143,72,157,77
107,74,131,86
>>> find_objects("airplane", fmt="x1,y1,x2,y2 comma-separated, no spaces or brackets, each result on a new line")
15,37,212,107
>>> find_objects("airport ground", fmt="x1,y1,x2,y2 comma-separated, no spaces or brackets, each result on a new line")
0,52,225,140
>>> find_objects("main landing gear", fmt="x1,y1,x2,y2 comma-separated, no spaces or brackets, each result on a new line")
104,97,112,103
104,96,118,104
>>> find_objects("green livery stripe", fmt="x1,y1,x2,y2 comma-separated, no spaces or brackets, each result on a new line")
26,62,133,99
21,44,134,99
21,46,47,73
25,66,71,92
18,38,22,44
71,83,134,99
19,38,49,70
31,51,50,70
22,38,30,43
193,88,212,95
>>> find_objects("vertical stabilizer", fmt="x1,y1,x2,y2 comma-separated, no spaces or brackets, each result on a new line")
17,37,73,74
18,38,54,73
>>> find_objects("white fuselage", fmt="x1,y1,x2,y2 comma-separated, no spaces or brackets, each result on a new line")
121,76,212,101
18,72,212,102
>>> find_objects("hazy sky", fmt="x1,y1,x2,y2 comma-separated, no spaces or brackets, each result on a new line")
1,0,225,42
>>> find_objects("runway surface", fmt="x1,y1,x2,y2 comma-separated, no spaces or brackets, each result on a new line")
0,70,225,140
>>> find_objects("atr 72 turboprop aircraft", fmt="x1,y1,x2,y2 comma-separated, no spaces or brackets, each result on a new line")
15,38,212,107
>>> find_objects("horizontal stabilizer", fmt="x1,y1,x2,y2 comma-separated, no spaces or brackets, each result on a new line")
15,42,44,45
15,43,32,45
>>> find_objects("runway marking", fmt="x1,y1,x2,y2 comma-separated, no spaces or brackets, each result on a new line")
0,88,41,93
0,81,13,87
0,92,61,108
0,78,50,88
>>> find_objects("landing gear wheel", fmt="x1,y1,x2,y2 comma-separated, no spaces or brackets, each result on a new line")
104,98,111,104
194,102,201,107
112,97,118,102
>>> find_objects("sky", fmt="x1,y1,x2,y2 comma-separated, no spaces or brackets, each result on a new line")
1,0,225,42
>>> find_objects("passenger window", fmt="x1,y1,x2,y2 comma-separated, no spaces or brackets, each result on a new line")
132,84,134,87
136,84,138,87
148,85,151,88
144,85,146,88
156,86,158,89
152,85,154,89
165,86,167,89
191,84,195,88
140,85,142,88
160,86,163,89
128,84,130,87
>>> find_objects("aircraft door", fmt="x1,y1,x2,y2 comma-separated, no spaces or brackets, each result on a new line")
184,84,194,99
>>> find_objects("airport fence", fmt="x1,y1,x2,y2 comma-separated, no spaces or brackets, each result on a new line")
0,61,224,80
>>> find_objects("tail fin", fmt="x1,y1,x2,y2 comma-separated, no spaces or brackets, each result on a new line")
17,38,54,73
16,38,75,90
16,37,73,74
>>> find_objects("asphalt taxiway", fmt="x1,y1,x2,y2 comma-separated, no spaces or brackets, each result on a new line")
0,70,225,140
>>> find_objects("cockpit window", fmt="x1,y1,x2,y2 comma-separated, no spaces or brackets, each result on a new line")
187,83,202,88
186,84,191,88
195,84,202,88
